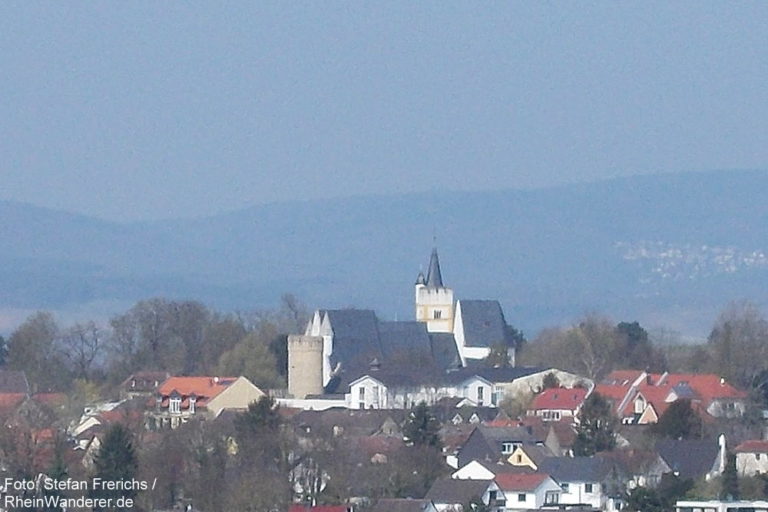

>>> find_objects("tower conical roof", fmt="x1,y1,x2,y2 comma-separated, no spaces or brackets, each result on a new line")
426,247,444,287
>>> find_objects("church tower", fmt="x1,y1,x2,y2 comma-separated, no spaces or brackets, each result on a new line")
415,248,454,332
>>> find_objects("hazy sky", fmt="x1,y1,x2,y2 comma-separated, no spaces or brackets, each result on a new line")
1,3,767,221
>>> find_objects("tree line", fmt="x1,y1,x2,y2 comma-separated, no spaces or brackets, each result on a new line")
3,294,308,396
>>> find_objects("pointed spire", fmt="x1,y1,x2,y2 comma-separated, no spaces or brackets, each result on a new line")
426,247,444,288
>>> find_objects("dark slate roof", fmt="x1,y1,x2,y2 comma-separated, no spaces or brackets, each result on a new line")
370,499,435,512
425,478,491,504
323,309,383,370
457,425,542,467
429,333,462,371
425,248,444,288
444,366,546,385
291,408,407,438
0,371,30,394
655,439,719,480
459,300,512,348
379,321,432,360
539,456,613,483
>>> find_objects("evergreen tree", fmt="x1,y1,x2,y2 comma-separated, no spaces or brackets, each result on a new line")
573,392,616,455
651,399,703,440
403,402,441,448
484,344,512,368
43,440,69,512
721,452,740,500
234,396,281,437
91,424,138,511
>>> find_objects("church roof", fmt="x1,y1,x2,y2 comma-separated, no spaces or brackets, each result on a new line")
458,300,511,348
322,309,383,370
426,247,444,288
379,321,432,360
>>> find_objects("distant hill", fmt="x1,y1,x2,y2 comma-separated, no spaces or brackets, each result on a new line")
2,170,767,338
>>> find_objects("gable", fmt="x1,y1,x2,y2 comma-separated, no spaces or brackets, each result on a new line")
457,300,510,348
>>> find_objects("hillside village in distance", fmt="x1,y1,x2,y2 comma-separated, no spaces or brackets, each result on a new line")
1,249,768,512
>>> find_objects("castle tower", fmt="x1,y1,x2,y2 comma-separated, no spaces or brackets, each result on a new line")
287,335,324,399
415,248,454,332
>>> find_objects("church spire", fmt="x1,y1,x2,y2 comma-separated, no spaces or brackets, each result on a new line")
426,247,444,288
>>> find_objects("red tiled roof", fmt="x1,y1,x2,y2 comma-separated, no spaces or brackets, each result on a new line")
530,387,587,411
32,393,67,407
664,374,747,400
0,393,27,412
158,376,237,398
494,472,550,492
735,440,768,454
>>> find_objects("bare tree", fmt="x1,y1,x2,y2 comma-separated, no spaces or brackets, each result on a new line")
61,321,104,381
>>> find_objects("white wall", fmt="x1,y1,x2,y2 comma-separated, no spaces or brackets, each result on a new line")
737,452,768,476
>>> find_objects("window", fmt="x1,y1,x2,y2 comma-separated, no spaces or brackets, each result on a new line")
169,397,181,414
518,494,526,502
515,454,523,463
634,396,645,414
372,385,379,406
545,491,560,505
189,396,196,414
757,454,762,461
502,442,515,454
477,386,484,405
359,387,365,400
489,491,497,501
433,310,442,319
585,483,593,493
561,483,570,492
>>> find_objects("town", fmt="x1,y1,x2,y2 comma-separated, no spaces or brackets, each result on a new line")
0,249,766,512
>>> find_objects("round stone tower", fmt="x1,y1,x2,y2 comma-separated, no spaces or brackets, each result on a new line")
287,335,324,399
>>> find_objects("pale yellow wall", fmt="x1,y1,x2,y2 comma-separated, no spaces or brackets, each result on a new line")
507,446,538,469
207,377,265,417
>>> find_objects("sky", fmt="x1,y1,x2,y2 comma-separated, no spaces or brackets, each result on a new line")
1,3,767,221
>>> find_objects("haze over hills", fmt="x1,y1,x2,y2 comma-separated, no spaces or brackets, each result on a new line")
2,170,767,339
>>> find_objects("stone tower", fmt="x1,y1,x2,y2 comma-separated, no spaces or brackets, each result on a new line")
415,247,454,332
287,335,324,399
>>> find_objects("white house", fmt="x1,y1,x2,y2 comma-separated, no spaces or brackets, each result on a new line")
494,473,561,511
735,440,768,476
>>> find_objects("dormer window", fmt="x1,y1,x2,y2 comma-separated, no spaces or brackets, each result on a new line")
189,395,197,414
169,393,181,414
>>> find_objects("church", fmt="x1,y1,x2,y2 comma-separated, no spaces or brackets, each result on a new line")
287,249,522,403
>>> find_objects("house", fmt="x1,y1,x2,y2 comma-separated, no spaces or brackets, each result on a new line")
655,436,726,481
494,472,561,511
120,371,169,399
597,449,671,489
539,456,620,509
425,478,502,512
369,499,439,512
734,440,768,476
528,387,588,423
148,376,265,429
675,500,768,512
597,371,747,424
456,425,543,468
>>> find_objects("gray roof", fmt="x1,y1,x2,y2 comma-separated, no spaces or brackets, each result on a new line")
429,333,462,371
655,439,720,480
457,425,542,467
323,309,383,371
379,321,432,360
458,300,513,348
426,247,444,288
445,366,546,385
0,371,30,394
539,456,613,483
425,478,491,504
